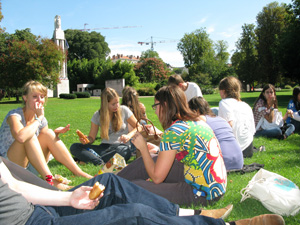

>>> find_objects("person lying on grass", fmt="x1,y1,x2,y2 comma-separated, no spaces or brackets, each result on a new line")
0,157,285,225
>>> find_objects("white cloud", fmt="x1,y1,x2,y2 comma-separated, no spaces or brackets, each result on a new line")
195,17,208,25
207,26,215,34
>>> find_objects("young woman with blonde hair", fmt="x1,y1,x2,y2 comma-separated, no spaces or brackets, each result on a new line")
70,87,139,165
0,81,92,190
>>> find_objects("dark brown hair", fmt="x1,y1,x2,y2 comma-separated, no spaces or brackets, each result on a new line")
155,85,199,129
121,86,142,121
253,84,278,109
188,96,215,117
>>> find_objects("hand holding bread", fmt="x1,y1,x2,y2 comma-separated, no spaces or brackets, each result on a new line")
89,182,105,200
76,129,90,144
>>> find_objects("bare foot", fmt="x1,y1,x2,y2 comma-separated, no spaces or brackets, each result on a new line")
53,180,74,190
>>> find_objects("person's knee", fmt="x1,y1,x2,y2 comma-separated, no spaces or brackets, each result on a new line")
70,143,84,155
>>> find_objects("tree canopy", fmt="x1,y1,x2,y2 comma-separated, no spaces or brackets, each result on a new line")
65,29,110,61
0,29,65,101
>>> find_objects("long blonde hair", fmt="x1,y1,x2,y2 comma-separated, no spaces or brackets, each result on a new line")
100,87,122,140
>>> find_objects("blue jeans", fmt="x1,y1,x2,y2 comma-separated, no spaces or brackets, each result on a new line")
25,174,224,225
255,124,295,138
70,143,132,165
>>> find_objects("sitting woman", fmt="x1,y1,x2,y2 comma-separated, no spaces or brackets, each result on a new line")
286,87,300,133
70,87,140,165
0,81,92,190
253,84,294,139
218,76,256,158
121,86,161,154
118,85,227,206
188,97,243,171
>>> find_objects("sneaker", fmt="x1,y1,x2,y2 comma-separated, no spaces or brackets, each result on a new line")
234,214,285,225
200,204,233,220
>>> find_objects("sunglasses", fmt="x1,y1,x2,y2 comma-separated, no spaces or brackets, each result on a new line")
152,103,160,110
136,118,159,140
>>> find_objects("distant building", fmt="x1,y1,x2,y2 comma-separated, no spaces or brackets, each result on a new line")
110,54,140,64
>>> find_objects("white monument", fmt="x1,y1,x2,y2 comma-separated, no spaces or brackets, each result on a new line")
50,15,70,97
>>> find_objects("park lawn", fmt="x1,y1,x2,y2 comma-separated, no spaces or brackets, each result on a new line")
1,90,300,224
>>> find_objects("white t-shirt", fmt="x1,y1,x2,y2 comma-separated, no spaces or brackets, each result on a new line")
185,82,202,101
218,98,255,151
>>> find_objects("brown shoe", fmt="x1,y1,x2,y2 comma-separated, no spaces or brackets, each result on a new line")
200,204,233,220
235,214,285,225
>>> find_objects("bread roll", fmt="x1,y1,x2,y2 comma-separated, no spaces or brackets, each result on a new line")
76,129,90,144
89,182,105,200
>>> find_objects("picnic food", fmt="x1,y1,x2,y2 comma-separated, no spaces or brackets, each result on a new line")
89,182,105,200
76,129,90,144
54,174,71,184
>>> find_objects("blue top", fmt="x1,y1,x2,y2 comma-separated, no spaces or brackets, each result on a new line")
205,115,244,171
286,99,299,124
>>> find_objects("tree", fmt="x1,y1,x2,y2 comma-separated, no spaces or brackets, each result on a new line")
256,2,288,84
177,29,215,80
232,24,259,87
65,29,110,61
278,0,300,84
134,58,170,83
0,37,65,101
140,49,160,59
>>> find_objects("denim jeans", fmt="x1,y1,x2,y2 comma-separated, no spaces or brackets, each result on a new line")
255,124,295,138
70,143,132,165
25,174,224,225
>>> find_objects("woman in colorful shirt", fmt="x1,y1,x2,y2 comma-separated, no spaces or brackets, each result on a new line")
118,85,227,206
286,87,300,133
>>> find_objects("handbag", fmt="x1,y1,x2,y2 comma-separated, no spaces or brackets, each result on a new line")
136,118,162,146
240,168,300,216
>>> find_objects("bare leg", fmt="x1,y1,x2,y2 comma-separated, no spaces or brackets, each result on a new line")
7,135,52,178
38,129,93,179
7,136,71,190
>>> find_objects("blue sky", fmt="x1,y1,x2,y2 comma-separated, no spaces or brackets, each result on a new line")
1,0,292,67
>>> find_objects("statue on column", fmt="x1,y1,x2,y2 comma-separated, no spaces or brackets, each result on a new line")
51,15,70,97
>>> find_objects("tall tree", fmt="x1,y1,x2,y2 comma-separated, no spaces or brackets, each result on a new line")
256,2,288,84
65,29,110,61
177,28,217,83
232,24,259,86
278,0,300,84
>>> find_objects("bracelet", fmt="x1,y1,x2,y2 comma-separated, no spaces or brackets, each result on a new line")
35,116,42,125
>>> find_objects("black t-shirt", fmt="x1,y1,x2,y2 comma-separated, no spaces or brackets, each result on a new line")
0,158,34,225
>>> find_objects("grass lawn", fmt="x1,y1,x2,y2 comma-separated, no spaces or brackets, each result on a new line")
1,90,300,224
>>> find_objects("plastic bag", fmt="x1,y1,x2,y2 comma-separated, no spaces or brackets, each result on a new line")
240,168,300,216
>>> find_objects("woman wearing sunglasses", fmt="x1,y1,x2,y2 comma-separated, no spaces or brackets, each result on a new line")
118,85,227,206
70,87,140,165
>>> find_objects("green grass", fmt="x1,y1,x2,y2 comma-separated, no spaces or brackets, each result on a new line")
1,90,300,224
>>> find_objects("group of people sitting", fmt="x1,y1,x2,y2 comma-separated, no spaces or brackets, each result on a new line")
0,76,294,224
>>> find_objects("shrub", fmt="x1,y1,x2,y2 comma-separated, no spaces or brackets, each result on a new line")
74,92,90,98
201,86,215,95
59,93,77,99
137,87,156,96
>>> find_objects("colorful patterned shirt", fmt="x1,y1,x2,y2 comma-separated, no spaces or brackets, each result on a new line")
159,120,227,200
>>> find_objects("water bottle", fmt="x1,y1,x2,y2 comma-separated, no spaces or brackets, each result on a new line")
87,148,105,165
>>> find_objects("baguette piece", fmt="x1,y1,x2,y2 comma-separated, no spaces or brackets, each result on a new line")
89,182,105,200
76,129,90,144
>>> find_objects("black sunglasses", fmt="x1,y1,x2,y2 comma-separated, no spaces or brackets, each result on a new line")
152,103,160,110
